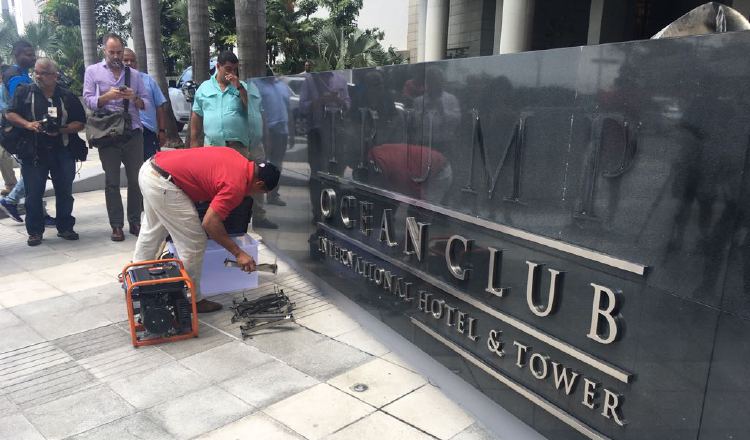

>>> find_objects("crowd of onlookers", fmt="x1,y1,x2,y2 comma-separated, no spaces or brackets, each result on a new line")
0,33,292,247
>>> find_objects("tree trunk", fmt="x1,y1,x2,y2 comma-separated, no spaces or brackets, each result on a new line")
234,0,252,80
142,0,183,147
188,0,210,83
235,0,266,79
78,0,97,67
129,0,148,72
254,0,267,76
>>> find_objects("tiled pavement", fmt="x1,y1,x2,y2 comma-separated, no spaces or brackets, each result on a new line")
0,189,498,440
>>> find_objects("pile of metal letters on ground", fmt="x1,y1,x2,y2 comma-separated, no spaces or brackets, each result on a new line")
230,286,294,338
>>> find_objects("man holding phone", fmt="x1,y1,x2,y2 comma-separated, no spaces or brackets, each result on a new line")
83,33,148,242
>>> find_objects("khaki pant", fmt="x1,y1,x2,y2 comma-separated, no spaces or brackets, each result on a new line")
0,145,17,188
133,162,207,300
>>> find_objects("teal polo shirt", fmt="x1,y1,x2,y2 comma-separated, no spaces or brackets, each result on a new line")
192,73,262,148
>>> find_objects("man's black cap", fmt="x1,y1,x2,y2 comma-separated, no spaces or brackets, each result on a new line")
257,161,280,192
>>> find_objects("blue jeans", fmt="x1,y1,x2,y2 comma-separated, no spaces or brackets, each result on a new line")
21,148,76,236
5,175,24,204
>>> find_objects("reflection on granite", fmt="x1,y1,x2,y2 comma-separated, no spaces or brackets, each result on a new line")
260,31,750,440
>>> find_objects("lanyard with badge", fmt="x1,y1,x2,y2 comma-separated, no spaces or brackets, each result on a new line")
47,97,58,120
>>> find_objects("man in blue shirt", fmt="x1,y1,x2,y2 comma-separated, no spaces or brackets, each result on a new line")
254,76,291,206
123,48,168,160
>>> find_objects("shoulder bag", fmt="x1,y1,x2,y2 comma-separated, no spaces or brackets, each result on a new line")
85,67,133,148
59,90,88,161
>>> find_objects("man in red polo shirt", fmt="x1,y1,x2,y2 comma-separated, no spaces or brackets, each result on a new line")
132,147,280,313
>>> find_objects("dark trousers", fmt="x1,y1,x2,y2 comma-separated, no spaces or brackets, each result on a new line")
143,128,159,161
266,127,288,198
226,143,268,221
21,148,76,236
99,130,144,228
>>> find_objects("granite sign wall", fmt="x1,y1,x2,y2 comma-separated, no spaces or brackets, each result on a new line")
267,30,750,439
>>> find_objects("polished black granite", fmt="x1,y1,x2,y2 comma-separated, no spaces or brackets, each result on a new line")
263,30,750,440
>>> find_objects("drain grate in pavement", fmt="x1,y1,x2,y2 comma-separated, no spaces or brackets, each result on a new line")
0,342,96,409
78,344,173,383
0,343,73,390
156,323,234,360
52,325,130,360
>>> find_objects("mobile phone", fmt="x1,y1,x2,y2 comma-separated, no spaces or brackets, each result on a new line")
118,85,128,91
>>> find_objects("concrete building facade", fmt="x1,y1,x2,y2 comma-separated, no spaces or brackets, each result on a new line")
408,0,750,62
3,0,44,35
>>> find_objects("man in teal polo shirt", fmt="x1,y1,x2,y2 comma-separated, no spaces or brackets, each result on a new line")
190,51,276,229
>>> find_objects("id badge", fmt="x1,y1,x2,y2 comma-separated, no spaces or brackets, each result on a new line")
47,107,58,118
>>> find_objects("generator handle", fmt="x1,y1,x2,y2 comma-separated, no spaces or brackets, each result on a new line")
121,258,186,279
122,258,195,297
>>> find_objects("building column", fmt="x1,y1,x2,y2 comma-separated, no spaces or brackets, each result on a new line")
424,0,449,61
587,0,605,45
493,0,504,54
497,0,535,54
417,0,428,62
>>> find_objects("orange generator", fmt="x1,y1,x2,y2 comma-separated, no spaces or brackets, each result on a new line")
121,259,199,347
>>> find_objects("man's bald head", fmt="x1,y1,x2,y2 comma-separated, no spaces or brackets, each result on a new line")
123,48,138,70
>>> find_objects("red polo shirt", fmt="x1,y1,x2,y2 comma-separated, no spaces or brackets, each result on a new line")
153,147,255,220
368,144,447,197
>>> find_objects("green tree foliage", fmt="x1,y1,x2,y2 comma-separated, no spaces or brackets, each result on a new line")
316,25,379,69
160,0,191,75
23,22,57,56
50,26,85,93
159,0,243,76
266,0,320,73
41,0,130,42
20,0,129,93
209,0,237,52
0,12,19,62
266,0,404,74
41,0,80,28
318,0,363,30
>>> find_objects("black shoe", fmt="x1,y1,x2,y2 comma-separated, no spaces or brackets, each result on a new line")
253,218,278,229
267,196,287,207
129,223,140,236
111,227,125,242
57,230,79,240
27,234,42,246
196,299,223,313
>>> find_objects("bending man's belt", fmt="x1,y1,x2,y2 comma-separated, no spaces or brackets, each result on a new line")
150,159,172,181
